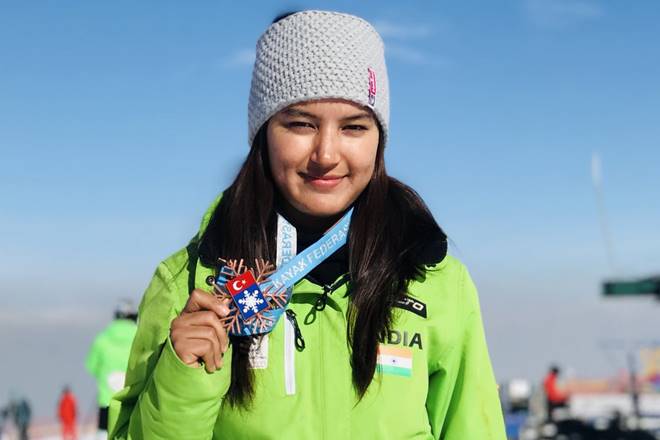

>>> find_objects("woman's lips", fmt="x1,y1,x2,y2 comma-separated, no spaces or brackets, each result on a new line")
301,173,344,190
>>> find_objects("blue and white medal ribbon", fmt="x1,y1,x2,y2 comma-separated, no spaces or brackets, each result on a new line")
216,209,352,336
266,210,351,292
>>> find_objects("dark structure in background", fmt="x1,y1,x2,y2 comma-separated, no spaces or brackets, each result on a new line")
603,276,660,299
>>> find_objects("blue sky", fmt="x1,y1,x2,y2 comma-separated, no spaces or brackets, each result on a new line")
1,1,659,418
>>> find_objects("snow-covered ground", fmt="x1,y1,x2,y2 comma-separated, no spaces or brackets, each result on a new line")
1,421,99,440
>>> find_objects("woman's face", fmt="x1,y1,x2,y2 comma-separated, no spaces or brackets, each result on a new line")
267,99,380,218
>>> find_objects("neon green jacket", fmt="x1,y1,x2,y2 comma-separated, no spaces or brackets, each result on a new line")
86,319,138,407
109,199,506,439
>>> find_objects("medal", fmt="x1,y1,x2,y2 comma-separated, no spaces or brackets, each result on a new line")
207,258,288,335
208,209,353,336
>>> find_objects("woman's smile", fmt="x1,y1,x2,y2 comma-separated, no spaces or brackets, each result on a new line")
300,172,345,190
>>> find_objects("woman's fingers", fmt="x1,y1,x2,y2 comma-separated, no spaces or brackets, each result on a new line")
182,289,231,318
190,313,229,361
170,338,207,368
170,292,233,370
176,311,230,354
201,346,221,374
176,338,218,373
171,326,222,371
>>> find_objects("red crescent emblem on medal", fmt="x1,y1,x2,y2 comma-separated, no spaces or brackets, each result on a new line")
226,271,258,296
231,279,246,292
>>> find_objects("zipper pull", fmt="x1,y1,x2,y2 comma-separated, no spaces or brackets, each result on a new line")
314,274,350,311
285,309,305,351
314,285,331,311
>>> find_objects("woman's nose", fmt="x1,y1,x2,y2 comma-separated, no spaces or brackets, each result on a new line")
310,126,340,169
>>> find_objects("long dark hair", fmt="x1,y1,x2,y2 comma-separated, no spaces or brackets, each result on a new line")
199,124,445,407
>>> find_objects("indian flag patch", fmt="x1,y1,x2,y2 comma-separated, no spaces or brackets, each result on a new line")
377,344,412,377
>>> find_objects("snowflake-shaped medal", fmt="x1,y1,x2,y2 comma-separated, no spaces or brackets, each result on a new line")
207,258,289,336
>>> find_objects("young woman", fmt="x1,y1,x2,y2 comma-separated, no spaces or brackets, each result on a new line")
109,10,506,439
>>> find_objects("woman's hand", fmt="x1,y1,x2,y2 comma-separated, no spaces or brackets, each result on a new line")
170,289,231,373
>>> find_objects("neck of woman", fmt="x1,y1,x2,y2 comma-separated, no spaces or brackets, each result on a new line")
276,197,344,234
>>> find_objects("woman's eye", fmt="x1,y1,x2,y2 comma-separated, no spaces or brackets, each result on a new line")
286,121,314,129
344,125,368,132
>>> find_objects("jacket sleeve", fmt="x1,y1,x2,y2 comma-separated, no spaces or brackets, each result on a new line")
85,336,102,379
108,261,231,440
426,265,506,439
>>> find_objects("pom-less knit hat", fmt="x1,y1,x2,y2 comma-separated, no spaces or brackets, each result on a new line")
248,10,390,147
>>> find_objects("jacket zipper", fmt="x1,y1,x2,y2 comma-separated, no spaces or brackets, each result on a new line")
308,275,349,440
315,274,349,439
283,275,348,401
284,309,305,395
284,314,296,395
319,289,327,439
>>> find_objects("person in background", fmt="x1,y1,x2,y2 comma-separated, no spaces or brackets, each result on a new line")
7,395,31,440
58,385,77,440
86,299,138,439
543,364,569,421
0,404,8,437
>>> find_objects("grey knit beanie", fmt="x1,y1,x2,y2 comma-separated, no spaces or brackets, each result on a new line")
248,10,389,147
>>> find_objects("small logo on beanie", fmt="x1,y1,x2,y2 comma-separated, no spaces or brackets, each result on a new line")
368,68,377,107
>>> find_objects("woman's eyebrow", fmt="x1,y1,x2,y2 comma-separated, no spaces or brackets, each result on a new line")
282,108,317,119
341,112,373,122
282,108,373,122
